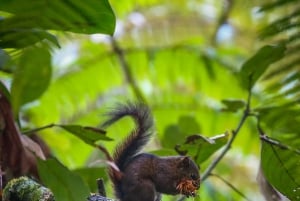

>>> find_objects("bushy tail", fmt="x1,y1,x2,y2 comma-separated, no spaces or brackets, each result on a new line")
101,102,154,198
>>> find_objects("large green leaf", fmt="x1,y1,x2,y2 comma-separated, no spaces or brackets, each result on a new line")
37,158,90,201
261,137,300,200
239,44,286,89
175,133,228,164
0,0,115,35
0,28,60,48
11,47,51,115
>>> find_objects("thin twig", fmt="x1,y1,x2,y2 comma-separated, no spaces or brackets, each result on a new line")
202,84,252,180
210,173,252,201
110,37,146,102
21,123,56,135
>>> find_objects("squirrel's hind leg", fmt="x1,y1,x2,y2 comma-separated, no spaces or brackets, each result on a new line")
122,179,157,201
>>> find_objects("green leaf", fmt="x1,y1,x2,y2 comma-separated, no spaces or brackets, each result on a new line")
59,124,113,145
162,115,201,149
0,28,60,48
74,167,108,192
261,137,300,200
37,158,90,201
240,44,286,89
0,0,116,35
255,105,300,135
221,99,246,112
178,115,201,134
175,132,229,164
11,47,51,115
162,124,185,148
0,49,13,71
259,0,297,12
259,10,300,40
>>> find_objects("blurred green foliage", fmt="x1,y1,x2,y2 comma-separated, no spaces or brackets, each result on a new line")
1,0,300,201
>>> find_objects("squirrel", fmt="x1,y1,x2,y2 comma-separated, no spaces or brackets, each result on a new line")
101,102,200,201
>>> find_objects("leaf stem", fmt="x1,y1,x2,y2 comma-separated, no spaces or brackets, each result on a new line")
209,173,253,201
22,123,56,135
202,86,252,181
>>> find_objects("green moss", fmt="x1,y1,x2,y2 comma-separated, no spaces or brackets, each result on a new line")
3,176,55,201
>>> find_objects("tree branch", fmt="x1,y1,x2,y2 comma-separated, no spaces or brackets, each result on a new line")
211,0,234,45
202,85,252,180
110,37,146,102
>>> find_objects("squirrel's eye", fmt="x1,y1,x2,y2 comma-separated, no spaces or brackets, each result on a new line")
190,173,197,180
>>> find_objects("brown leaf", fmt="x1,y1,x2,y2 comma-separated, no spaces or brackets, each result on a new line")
21,135,46,160
0,90,45,180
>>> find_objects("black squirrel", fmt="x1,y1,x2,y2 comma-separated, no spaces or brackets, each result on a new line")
101,102,200,201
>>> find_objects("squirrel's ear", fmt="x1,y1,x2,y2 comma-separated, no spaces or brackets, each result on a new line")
178,156,190,168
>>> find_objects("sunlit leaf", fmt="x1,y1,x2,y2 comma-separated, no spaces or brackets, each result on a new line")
37,158,90,201
221,99,246,112
175,133,229,164
240,44,286,89
11,47,51,115
59,124,113,145
261,137,300,200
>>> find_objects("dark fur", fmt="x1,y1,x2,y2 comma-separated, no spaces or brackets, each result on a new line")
101,102,200,201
